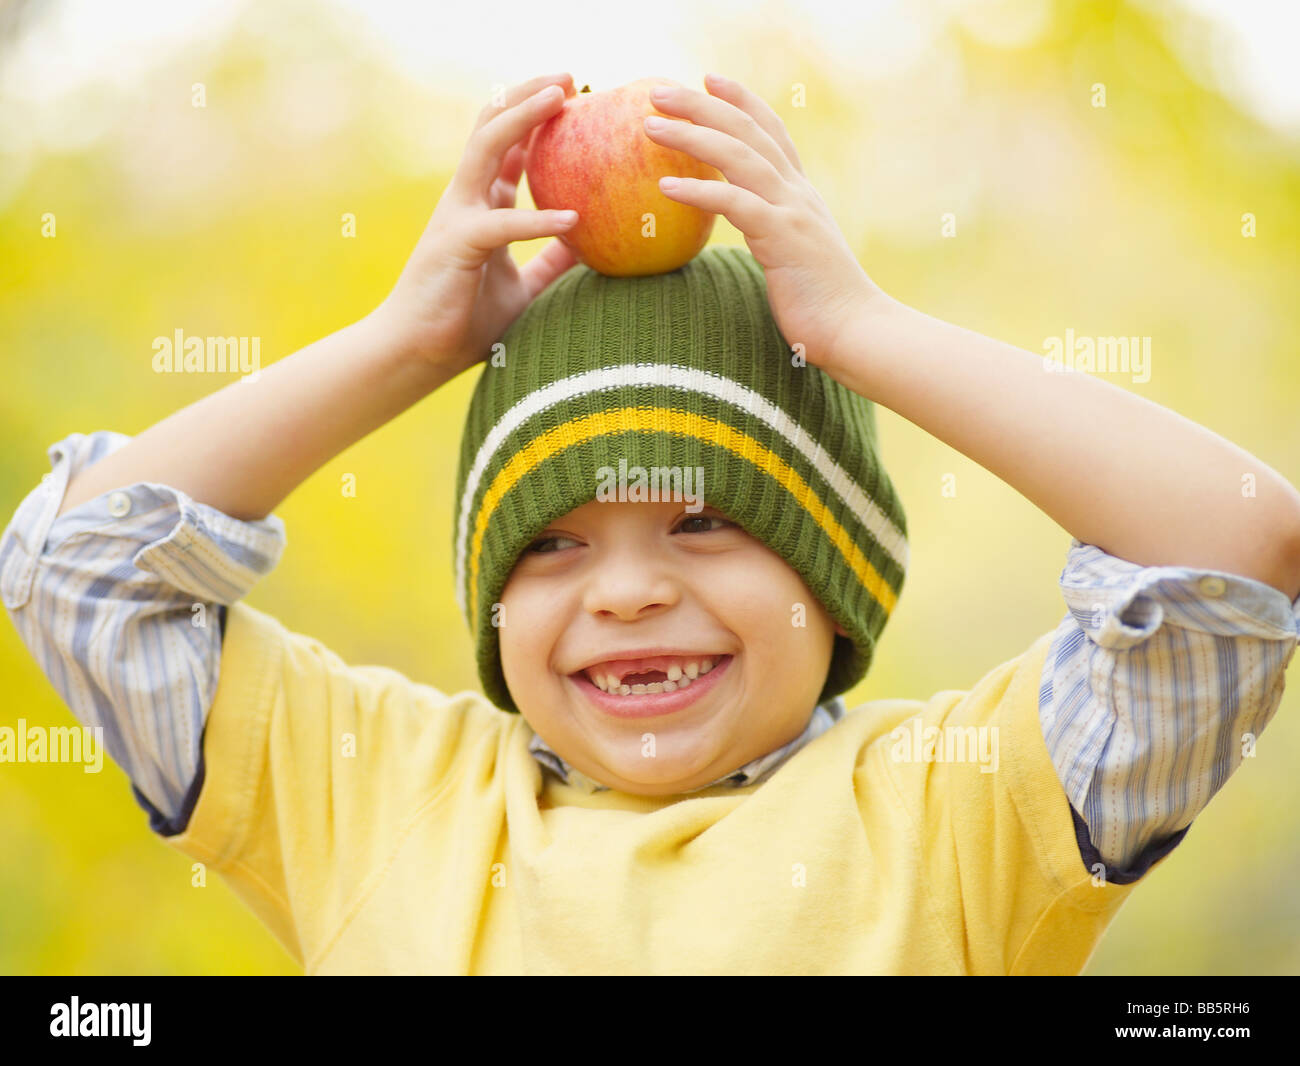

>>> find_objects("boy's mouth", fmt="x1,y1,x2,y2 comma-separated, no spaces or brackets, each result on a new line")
571,653,731,695
567,654,735,719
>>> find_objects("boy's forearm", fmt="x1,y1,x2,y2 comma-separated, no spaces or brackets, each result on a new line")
56,310,454,522
830,298,1300,599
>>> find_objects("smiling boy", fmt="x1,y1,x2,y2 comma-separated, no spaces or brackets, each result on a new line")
4,71,1299,975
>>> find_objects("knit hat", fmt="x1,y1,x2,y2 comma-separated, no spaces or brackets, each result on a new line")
452,245,907,714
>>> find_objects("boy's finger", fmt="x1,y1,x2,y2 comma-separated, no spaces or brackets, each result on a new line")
658,175,772,238
454,85,568,203
519,238,579,301
459,206,578,256
499,142,526,190
470,72,573,136
488,176,514,210
650,82,794,184
704,74,804,175
487,144,528,209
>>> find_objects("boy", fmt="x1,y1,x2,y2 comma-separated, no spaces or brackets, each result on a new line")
3,71,1299,974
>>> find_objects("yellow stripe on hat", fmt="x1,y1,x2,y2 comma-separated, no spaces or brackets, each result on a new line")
467,407,898,624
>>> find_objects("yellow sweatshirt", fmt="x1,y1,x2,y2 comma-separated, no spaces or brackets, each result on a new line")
163,601,1151,974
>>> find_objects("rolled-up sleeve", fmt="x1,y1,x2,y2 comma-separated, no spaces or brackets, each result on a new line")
1038,537,1300,882
0,431,286,831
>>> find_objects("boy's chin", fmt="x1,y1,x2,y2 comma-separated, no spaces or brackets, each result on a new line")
596,767,714,796
590,745,730,794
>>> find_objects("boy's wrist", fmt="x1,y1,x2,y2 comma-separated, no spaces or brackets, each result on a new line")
356,303,458,393
822,290,915,399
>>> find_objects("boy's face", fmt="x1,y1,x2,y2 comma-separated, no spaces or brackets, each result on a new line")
498,498,847,796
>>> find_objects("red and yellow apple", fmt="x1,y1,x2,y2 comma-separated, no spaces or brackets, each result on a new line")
524,77,723,277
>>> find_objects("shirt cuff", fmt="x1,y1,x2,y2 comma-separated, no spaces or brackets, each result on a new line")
1058,537,1299,649
2,431,285,609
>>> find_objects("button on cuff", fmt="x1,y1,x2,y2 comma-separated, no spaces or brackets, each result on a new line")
1198,575,1227,598
107,491,132,518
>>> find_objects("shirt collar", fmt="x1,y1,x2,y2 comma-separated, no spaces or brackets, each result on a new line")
526,694,848,796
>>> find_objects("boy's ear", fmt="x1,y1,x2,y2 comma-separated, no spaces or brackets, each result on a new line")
834,621,849,638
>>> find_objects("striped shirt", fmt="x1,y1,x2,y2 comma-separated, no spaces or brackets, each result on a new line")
3,431,1298,881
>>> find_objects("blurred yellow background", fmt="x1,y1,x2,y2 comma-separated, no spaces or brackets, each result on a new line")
2,0,1298,974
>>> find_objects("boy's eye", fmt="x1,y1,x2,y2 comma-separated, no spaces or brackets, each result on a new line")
524,513,735,553
525,534,581,554
675,514,735,535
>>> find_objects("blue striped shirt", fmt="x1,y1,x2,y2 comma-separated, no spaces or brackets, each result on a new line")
3,431,1298,880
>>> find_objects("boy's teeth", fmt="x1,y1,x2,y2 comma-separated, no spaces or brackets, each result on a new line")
589,656,719,695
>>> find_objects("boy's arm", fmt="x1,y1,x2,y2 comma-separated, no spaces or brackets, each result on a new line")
56,71,582,523
825,299,1300,599
55,316,449,522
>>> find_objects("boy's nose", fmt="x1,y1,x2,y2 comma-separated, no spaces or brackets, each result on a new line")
581,561,682,622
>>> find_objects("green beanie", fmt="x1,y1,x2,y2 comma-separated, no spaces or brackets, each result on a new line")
452,245,907,714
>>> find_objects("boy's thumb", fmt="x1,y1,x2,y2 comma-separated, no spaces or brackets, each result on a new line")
521,238,579,301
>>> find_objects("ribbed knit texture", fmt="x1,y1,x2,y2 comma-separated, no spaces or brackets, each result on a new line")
452,245,908,713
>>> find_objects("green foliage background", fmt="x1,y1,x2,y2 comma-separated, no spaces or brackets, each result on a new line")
1,0,1297,973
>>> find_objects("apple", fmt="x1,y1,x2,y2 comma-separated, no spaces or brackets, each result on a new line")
524,77,723,277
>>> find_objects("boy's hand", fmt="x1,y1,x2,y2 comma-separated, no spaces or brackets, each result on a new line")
376,73,582,374
643,73,891,372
